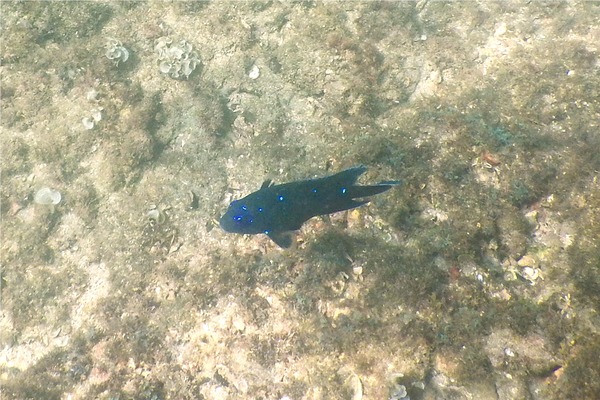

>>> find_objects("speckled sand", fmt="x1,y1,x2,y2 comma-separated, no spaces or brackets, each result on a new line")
1,2,599,399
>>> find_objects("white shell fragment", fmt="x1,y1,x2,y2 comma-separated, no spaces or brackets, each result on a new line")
105,38,129,64
86,89,99,101
520,266,541,284
248,64,260,79
146,209,161,221
389,383,409,400
82,108,103,130
82,117,95,130
159,61,172,74
91,108,103,122
34,187,62,205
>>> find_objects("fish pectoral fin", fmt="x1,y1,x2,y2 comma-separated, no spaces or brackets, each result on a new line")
260,179,273,189
266,231,293,248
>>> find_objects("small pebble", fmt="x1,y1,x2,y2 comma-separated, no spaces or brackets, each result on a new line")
517,255,536,268
248,64,260,79
86,89,99,101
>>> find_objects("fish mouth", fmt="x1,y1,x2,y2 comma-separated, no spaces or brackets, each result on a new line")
219,215,233,232
219,213,246,233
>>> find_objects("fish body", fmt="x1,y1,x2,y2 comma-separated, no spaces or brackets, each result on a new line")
220,165,399,248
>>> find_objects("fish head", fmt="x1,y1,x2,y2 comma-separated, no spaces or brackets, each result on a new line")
219,199,264,234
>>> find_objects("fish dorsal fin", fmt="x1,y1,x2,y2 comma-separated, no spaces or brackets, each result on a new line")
261,179,273,189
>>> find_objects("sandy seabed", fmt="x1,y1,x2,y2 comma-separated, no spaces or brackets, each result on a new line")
1,2,599,399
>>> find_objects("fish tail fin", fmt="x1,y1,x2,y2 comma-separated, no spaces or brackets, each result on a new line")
334,165,368,185
348,180,401,199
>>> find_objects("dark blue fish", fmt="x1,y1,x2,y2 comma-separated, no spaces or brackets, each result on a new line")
220,165,399,248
